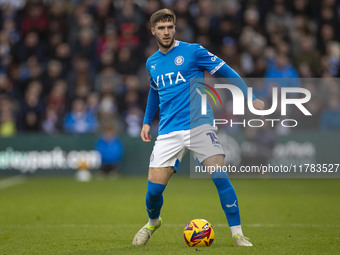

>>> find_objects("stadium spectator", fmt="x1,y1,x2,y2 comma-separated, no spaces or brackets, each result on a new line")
92,0,114,34
72,28,97,63
118,74,145,113
97,48,115,71
67,54,95,97
294,35,322,77
0,73,13,95
321,41,340,77
320,96,340,131
20,2,48,38
247,57,267,78
73,82,91,103
117,22,140,51
114,0,145,30
94,66,122,94
95,120,123,176
14,56,43,95
114,46,140,74
265,54,300,80
14,31,46,64
2,17,21,45
86,92,100,116
41,60,64,96
96,25,117,57
69,11,98,47
123,104,143,137
97,93,118,125
265,3,293,38
47,79,67,117
46,31,64,59
41,104,59,134
52,43,72,77
48,1,70,37
219,37,240,70
0,30,12,71
18,80,44,132
0,95,16,136
63,98,98,134
317,23,336,54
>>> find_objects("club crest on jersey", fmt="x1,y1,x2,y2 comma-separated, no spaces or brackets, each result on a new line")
174,56,184,66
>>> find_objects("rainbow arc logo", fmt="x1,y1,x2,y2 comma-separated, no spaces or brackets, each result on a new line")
196,82,223,107
196,82,223,115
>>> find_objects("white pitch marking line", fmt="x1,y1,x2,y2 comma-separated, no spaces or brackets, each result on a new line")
164,223,340,228
0,175,26,189
167,223,340,228
1,223,339,228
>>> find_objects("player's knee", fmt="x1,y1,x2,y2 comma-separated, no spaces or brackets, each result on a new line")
147,181,166,201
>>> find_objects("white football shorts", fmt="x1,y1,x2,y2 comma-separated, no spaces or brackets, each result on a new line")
149,124,225,170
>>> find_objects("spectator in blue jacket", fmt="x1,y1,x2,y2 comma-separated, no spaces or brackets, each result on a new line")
265,54,300,89
95,121,123,176
63,98,98,133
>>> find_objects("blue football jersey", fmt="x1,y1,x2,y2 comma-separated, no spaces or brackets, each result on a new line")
145,41,226,135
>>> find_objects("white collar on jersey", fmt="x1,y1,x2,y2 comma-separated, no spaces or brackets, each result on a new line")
158,40,180,54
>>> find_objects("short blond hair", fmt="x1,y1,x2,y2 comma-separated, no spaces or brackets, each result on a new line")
150,8,176,27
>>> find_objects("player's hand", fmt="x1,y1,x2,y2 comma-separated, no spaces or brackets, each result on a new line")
141,124,152,142
253,99,265,110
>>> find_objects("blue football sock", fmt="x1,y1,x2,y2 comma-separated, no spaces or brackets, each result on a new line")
211,171,241,227
145,181,166,219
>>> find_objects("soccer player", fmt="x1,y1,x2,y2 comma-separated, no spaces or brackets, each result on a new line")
132,9,264,247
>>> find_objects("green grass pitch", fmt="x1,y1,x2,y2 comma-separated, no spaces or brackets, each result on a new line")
0,176,339,255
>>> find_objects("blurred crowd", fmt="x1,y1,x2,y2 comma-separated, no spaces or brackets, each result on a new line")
0,0,340,137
